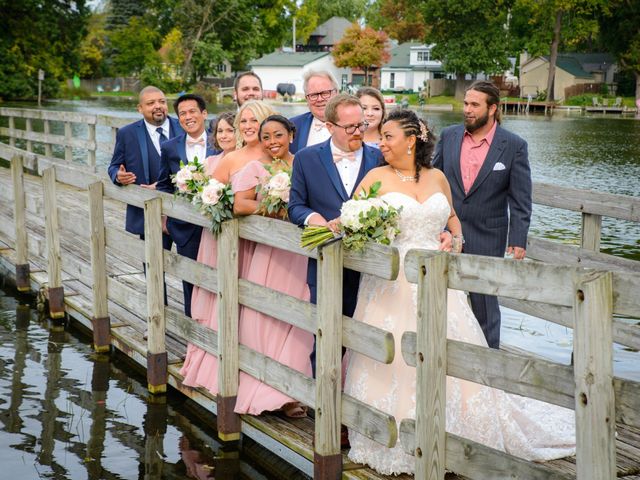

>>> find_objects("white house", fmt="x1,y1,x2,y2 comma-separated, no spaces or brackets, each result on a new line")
380,43,445,92
249,51,349,98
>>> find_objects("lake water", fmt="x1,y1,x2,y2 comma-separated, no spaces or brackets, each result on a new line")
1,98,639,477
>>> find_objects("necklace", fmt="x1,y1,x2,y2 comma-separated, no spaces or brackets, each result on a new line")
393,168,416,182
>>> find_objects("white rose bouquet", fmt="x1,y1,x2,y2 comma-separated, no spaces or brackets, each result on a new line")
192,178,234,235
255,160,292,219
171,156,208,202
300,181,402,252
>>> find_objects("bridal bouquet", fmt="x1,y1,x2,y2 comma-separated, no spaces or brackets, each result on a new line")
301,181,402,252
255,160,291,219
171,157,234,235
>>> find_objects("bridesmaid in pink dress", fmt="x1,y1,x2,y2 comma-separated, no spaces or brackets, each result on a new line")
180,101,277,395
232,115,313,418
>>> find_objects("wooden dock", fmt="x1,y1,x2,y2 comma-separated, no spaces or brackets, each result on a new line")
1,108,640,479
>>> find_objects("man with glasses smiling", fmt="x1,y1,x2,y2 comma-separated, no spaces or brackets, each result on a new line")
289,70,339,153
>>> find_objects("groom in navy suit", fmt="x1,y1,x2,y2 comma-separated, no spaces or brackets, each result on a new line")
108,86,182,246
157,94,216,317
289,94,383,375
433,80,532,348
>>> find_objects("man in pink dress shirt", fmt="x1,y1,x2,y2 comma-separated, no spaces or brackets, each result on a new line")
433,80,532,348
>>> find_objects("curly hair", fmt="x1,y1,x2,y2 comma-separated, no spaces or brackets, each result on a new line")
209,111,236,151
384,108,436,182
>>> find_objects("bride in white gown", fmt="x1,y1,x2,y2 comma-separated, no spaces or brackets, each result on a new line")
344,109,576,476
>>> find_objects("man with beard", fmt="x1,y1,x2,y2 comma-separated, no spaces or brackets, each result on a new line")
233,71,263,107
433,80,532,349
108,85,182,259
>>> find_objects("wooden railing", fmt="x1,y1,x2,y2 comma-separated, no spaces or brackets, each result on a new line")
1,135,640,479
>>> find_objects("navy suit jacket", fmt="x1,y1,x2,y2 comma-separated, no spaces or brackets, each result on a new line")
289,112,314,154
157,133,216,247
108,117,183,235
432,124,532,257
288,139,383,315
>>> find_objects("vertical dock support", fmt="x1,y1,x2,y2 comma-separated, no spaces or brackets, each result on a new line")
44,119,52,157
415,253,448,480
88,181,110,352
25,118,33,153
11,155,30,291
314,240,343,479
43,166,65,318
144,197,167,394
8,116,15,147
573,270,615,479
580,212,602,252
64,121,73,162
88,123,96,169
217,219,241,441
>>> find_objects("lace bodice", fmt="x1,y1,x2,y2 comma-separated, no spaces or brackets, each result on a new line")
381,192,450,258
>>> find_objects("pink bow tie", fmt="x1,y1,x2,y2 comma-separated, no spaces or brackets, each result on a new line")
332,150,356,163
312,118,325,132
186,137,205,147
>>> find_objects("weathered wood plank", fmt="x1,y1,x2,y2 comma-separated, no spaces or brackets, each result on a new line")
399,422,573,479
11,156,28,265
315,239,343,475
534,182,640,222
64,122,72,162
43,119,52,157
0,107,98,124
0,127,98,152
88,181,110,351
573,270,616,479
25,118,33,153
415,253,448,479
43,167,64,314
581,212,602,251
87,123,96,168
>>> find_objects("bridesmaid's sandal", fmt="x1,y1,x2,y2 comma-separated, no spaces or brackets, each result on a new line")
282,402,308,418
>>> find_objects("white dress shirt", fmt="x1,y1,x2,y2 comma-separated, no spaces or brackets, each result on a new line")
306,116,331,147
144,119,170,155
185,131,207,164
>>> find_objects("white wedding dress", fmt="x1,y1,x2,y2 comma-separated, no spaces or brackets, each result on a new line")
344,192,576,476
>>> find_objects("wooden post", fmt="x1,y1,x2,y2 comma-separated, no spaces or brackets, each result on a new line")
415,253,448,480
573,270,615,479
314,239,343,479
25,118,33,153
42,166,65,318
88,123,96,169
580,213,602,252
64,121,72,162
8,116,15,147
88,181,110,352
44,120,52,157
144,197,167,394
217,219,240,441
11,155,30,292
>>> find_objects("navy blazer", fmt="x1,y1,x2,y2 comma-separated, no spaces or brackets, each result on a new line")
157,133,216,247
289,112,314,154
432,124,532,257
289,139,383,315
108,117,183,235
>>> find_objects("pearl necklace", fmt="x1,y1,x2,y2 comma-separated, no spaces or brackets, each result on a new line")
394,168,416,182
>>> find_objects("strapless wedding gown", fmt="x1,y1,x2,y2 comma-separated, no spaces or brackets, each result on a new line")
344,192,576,476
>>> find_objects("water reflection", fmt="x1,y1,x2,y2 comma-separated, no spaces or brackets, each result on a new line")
0,281,309,479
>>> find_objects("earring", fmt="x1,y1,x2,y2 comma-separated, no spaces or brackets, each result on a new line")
407,146,412,155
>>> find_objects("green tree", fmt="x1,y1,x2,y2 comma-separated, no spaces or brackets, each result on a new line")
0,0,89,100
366,0,426,43
106,0,148,30
110,16,161,75
314,0,369,23
333,23,390,86
422,0,511,99
79,13,109,78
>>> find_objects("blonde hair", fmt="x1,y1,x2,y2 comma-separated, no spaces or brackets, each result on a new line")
234,100,277,146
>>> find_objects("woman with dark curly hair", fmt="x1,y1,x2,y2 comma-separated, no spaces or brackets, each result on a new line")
344,110,575,475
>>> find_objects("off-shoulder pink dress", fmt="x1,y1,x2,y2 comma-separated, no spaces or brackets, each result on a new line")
179,157,260,394
233,160,313,415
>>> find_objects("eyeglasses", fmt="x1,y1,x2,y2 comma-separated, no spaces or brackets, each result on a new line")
305,89,336,102
329,121,369,135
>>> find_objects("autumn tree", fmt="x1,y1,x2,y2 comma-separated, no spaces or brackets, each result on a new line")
421,0,511,99
366,0,426,43
333,24,390,86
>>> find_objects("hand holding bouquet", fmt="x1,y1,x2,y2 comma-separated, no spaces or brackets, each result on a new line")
172,156,208,202
300,181,402,252
193,178,234,235
255,160,292,219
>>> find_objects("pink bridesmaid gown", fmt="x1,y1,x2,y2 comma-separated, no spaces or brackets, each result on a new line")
233,160,314,415
179,157,260,395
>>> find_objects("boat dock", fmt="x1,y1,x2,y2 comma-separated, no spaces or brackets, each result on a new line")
1,108,640,479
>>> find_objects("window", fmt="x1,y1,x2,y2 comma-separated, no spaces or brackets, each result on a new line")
417,51,430,62
390,73,395,89
216,63,227,72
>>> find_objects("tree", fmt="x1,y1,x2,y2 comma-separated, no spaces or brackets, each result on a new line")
106,0,148,30
110,16,161,75
366,0,426,43
333,23,390,86
0,0,90,100
79,13,109,78
310,0,369,24
421,0,511,99
598,0,640,99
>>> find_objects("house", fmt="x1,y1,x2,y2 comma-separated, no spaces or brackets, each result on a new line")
379,42,446,92
519,52,618,101
249,51,349,98
300,17,353,52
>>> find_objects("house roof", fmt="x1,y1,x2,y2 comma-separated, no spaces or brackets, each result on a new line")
309,17,353,45
544,55,593,79
384,42,423,68
249,51,329,67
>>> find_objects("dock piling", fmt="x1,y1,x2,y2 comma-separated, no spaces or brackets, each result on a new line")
11,155,30,291
43,166,65,318
88,181,110,352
